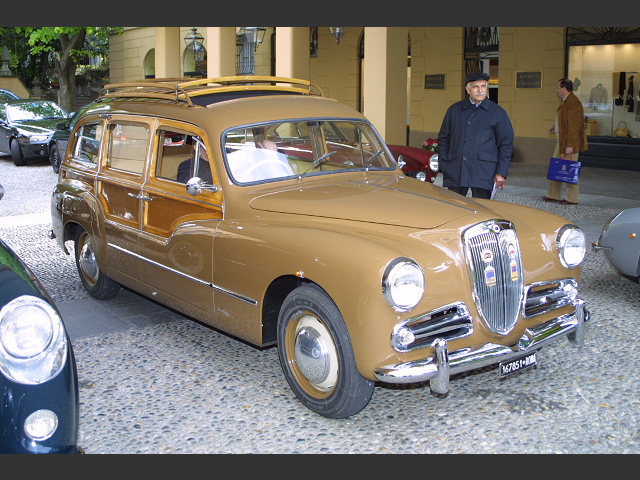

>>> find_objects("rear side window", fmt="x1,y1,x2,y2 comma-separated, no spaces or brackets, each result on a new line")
106,121,150,174
72,122,103,164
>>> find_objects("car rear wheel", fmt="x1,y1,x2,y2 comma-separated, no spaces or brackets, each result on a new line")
277,284,374,418
10,140,25,166
74,228,120,299
49,144,61,173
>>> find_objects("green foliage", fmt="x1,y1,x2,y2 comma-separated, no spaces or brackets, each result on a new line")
19,27,122,61
0,27,47,89
0,27,123,107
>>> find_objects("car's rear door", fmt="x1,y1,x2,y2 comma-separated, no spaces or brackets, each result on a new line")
96,115,153,282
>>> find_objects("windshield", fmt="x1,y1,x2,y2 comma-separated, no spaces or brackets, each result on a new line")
7,101,68,122
223,119,395,184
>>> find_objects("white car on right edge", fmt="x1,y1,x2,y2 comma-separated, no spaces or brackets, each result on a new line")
593,207,640,281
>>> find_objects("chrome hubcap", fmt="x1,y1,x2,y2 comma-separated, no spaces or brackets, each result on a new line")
293,315,338,392
79,240,99,283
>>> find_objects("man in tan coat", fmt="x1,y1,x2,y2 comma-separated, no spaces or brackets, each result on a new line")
543,78,588,205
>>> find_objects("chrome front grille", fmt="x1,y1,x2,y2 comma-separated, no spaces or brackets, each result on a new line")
524,278,578,318
463,220,524,335
391,302,472,352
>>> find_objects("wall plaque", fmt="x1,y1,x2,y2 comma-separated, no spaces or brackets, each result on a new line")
516,71,543,89
424,74,445,90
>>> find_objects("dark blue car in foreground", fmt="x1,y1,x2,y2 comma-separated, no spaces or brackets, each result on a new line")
0,185,81,454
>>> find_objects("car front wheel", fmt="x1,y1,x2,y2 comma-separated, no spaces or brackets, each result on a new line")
49,144,61,173
277,284,374,418
74,228,120,299
10,139,25,166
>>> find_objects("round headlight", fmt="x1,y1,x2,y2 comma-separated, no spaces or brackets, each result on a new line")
382,258,424,312
24,409,58,441
557,225,586,268
0,295,67,384
1,303,54,358
428,153,439,172
416,171,427,182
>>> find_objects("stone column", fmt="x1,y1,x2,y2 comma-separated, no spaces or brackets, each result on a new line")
274,27,310,80
362,27,408,144
206,27,237,78
0,46,12,77
155,27,181,79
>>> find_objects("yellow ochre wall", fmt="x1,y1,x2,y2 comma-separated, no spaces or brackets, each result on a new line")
108,27,569,163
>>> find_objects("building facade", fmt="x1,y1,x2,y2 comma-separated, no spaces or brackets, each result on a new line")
107,27,640,166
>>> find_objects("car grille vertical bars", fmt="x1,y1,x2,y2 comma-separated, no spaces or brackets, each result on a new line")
464,221,524,335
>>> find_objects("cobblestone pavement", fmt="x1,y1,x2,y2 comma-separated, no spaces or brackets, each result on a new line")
1,155,639,454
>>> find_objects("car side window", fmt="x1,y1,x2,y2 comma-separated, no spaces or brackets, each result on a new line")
71,122,103,164
155,129,212,184
106,121,150,174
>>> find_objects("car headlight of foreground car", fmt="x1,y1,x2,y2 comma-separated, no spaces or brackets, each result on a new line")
0,295,68,385
382,257,425,312
557,225,586,268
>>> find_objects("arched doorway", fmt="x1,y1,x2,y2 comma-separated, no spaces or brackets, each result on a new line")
143,49,155,79
183,45,207,78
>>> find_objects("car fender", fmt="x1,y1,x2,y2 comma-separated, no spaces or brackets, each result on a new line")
213,216,456,378
51,184,104,259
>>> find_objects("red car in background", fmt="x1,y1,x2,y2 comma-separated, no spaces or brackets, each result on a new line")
387,144,438,183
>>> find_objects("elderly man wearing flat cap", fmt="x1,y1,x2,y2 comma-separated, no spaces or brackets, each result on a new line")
437,71,514,199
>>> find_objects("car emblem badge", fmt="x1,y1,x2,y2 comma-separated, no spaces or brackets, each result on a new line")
481,249,494,263
491,223,501,234
507,243,516,258
510,260,518,281
484,265,496,286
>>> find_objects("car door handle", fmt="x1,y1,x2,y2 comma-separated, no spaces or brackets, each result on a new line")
127,192,152,201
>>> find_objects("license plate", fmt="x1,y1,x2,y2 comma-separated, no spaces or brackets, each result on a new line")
499,351,538,378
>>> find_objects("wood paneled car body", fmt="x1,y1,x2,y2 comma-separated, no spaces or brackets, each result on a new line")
50,77,588,418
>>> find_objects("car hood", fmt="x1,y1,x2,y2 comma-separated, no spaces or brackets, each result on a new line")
249,174,491,229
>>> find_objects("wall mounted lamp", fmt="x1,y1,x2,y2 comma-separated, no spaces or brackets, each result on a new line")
329,27,346,43
238,27,267,51
184,27,205,63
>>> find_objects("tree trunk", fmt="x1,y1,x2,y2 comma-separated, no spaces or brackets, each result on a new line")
55,31,86,112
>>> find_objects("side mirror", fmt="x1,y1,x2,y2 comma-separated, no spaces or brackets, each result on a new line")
186,177,218,196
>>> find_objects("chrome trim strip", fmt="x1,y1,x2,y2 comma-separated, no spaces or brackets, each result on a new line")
106,242,257,306
374,299,586,386
143,188,223,209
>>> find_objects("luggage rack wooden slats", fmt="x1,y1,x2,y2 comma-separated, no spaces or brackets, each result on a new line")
100,76,324,107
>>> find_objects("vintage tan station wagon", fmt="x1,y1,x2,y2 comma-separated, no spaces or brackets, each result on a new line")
50,76,588,418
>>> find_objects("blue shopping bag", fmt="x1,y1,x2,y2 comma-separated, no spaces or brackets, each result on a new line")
546,156,581,184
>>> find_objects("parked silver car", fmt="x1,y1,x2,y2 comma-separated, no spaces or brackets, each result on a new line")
593,207,640,280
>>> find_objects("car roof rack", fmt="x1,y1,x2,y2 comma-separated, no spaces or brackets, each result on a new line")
99,76,324,107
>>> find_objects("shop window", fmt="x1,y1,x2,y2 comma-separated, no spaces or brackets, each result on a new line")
568,42,640,138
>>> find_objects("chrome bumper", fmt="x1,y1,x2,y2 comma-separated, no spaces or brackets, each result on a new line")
374,299,587,394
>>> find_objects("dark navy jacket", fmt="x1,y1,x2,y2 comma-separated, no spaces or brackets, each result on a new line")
437,97,514,191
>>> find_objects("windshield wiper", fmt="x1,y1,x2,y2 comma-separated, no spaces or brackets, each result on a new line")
300,151,336,177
